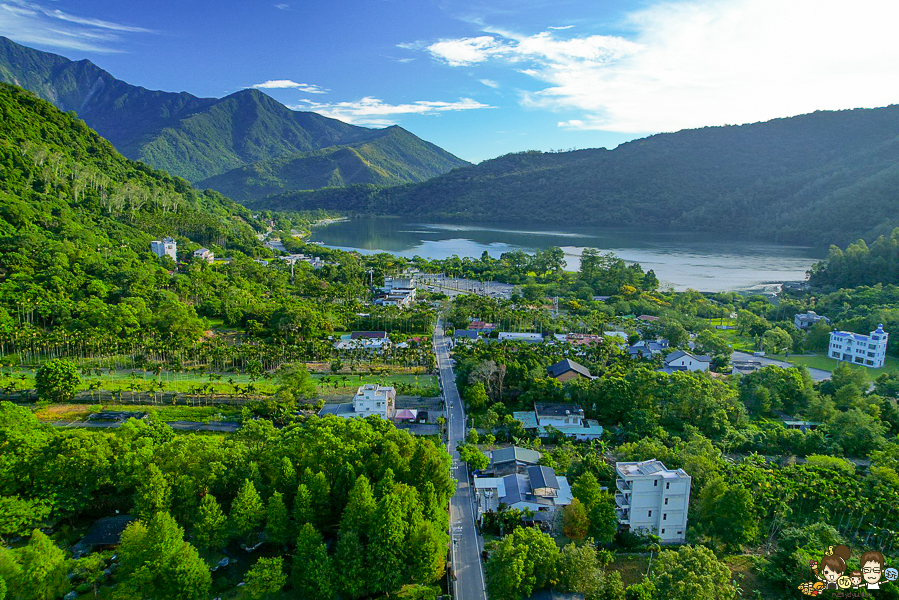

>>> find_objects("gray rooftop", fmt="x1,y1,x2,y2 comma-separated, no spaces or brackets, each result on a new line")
535,403,585,417
491,446,542,466
547,358,592,379
527,465,559,490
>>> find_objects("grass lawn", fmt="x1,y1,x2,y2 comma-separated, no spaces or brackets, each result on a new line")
762,353,899,379
34,403,242,422
702,319,757,353
608,553,649,587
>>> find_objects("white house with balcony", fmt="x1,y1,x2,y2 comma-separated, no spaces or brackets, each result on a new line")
318,384,396,421
151,237,177,261
192,248,214,263
829,324,888,368
615,459,691,544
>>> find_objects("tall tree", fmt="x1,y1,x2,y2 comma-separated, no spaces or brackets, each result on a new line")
194,493,228,553
651,545,735,600
292,523,336,600
134,463,171,520
265,492,291,548
243,557,287,600
230,479,265,543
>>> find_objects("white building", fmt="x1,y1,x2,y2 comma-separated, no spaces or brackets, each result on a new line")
150,237,177,261
662,350,710,372
474,465,572,521
615,459,691,544
794,311,830,331
829,324,889,368
318,384,396,420
193,248,214,263
535,403,585,428
352,384,396,418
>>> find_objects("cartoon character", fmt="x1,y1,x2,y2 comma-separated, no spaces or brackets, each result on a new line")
849,570,863,589
860,550,885,590
886,567,899,582
810,544,851,590
798,581,825,596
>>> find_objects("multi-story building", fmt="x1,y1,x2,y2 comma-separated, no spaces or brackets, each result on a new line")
615,459,691,543
150,237,177,261
192,248,214,263
829,324,888,368
318,384,396,421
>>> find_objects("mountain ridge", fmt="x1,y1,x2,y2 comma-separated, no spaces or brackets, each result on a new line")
0,36,467,187
252,104,899,246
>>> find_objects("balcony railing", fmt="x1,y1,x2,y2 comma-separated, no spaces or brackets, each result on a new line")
616,508,630,524
615,493,629,508
616,479,631,493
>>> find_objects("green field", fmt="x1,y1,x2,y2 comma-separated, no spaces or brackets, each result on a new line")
781,353,899,379
0,368,439,399
34,403,241,422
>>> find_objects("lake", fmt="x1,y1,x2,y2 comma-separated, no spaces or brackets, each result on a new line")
308,217,823,293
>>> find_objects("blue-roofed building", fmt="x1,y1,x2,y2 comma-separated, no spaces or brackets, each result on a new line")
828,324,888,368
473,465,573,521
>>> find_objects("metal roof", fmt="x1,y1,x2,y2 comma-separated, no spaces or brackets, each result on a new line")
535,403,585,417
491,446,542,465
547,358,592,379
527,465,559,490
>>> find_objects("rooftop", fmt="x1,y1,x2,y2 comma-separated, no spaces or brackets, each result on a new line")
617,459,689,479
528,465,560,490
665,350,711,363
535,403,585,417
547,358,592,379
80,515,135,547
351,331,388,340
491,446,542,465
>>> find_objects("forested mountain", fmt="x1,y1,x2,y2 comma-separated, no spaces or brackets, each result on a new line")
0,37,466,188
197,125,465,202
261,106,899,246
0,81,266,340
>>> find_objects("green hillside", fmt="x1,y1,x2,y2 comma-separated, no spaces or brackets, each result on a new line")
0,36,466,185
0,82,271,338
259,105,899,247
197,125,468,201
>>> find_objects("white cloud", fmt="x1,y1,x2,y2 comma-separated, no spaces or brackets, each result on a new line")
291,96,493,126
250,80,328,94
274,3,290,9
425,36,506,66
418,0,899,134
479,79,500,88
44,9,155,33
547,25,574,30
0,0,153,52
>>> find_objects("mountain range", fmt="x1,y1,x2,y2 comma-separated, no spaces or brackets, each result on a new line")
0,36,467,196
255,105,899,246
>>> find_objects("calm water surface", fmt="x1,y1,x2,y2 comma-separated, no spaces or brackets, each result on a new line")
309,217,823,293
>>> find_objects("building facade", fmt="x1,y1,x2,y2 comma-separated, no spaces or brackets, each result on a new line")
794,311,830,330
615,459,691,543
353,384,396,419
151,237,177,261
829,324,888,368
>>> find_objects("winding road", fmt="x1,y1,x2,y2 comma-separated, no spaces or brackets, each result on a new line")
434,320,488,600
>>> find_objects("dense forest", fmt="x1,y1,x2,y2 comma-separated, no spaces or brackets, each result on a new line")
0,404,453,599
261,105,899,246
0,37,466,187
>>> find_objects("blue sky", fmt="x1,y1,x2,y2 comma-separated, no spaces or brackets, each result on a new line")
2,0,899,163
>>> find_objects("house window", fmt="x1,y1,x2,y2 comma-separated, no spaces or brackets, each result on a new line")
677,530,683,535
661,529,666,534
663,513,667,521
666,482,670,490
648,510,652,517
653,480,658,487
664,498,669,505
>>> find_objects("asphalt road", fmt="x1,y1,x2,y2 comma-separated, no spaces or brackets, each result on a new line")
434,320,488,600
731,351,832,381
